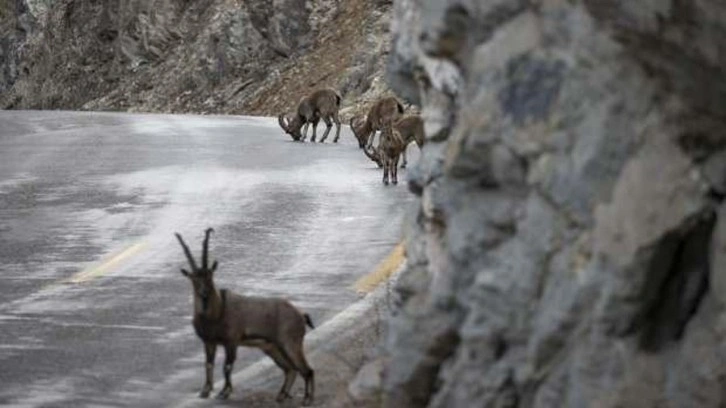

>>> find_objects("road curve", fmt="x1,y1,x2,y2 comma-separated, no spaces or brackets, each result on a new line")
0,111,416,407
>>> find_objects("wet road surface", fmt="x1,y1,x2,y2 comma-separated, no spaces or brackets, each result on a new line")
0,111,416,407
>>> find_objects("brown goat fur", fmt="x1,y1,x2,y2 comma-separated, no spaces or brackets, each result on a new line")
176,229,315,405
376,126,407,185
349,96,404,149
363,114,424,169
278,88,341,143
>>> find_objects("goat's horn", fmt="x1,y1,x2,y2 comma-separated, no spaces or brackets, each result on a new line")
277,114,289,132
363,145,377,162
175,233,198,270
202,228,214,269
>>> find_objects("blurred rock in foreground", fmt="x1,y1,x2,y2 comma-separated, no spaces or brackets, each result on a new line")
381,0,726,406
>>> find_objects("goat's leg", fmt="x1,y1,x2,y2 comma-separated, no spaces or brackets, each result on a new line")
263,345,297,401
319,116,333,143
216,345,236,399
301,122,310,141
392,154,400,185
382,159,390,185
333,111,341,143
285,342,314,406
310,119,320,142
400,146,408,168
200,342,216,398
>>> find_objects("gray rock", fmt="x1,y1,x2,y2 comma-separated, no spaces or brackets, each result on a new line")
711,204,726,307
378,0,726,406
347,358,386,402
0,0,392,114
703,150,726,196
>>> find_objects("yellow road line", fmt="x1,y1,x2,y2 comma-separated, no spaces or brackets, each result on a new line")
66,242,147,284
354,243,405,293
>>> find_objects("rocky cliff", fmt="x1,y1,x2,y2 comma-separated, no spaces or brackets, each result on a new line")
380,0,726,406
0,0,394,117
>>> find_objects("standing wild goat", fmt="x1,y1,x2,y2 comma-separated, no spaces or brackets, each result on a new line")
375,126,407,185
176,228,315,405
278,88,341,143
363,114,424,169
349,96,405,149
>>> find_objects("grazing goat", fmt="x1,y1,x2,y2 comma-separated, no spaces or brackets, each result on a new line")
349,96,404,149
278,88,341,143
176,228,315,405
375,126,407,185
362,114,424,169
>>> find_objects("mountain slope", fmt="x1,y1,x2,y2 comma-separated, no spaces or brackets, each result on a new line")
0,0,395,118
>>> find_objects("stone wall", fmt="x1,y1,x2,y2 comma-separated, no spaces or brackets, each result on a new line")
383,0,726,406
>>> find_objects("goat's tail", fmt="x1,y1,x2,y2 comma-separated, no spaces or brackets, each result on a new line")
304,313,315,329
334,92,342,107
396,101,404,114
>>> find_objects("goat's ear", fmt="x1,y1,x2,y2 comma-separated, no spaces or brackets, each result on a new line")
180,268,191,278
210,261,218,274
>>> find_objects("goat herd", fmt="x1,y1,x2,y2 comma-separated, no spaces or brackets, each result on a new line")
277,88,424,185
173,89,423,406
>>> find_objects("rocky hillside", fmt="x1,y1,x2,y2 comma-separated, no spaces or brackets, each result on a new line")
0,0,395,118
369,0,726,407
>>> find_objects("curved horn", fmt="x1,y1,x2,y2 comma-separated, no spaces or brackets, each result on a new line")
363,145,379,164
202,227,214,269
278,114,289,132
175,233,198,270
350,118,367,148
349,118,357,138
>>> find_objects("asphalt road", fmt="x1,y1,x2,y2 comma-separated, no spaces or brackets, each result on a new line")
0,111,416,407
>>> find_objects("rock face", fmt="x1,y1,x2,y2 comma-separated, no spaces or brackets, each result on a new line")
383,0,726,406
0,0,393,115
0,0,33,98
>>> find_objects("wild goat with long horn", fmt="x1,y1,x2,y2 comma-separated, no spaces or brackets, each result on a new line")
363,114,425,169
278,88,341,143
175,228,315,405
349,96,404,149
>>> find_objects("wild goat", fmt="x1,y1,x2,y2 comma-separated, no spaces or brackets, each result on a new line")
375,126,407,185
349,96,405,149
176,228,315,405
362,114,424,169
278,88,341,143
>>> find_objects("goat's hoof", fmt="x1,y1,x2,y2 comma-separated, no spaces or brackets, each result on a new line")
392,179,398,185
302,396,314,406
199,387,212,398
216,386,232,400
276,392,291,402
